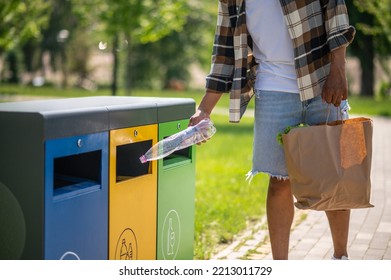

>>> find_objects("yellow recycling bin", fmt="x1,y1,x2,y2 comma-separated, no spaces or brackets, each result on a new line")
109,124,157,260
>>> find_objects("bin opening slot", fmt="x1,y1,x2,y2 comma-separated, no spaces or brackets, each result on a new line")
116,140,152,182
53,150,102,198
163,146,191,166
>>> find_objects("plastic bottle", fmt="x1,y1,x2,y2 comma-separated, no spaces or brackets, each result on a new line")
139,118,216,163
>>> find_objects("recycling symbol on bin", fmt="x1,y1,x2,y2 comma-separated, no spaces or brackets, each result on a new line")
115,228,138,260
60,251,80,260
161,209,181,260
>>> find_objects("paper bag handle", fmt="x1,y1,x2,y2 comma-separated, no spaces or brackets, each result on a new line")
325,104,348,125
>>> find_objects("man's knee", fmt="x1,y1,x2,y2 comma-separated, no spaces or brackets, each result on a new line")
268,177,291,197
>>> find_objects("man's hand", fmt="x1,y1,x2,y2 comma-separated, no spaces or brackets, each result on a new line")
189,109,210,127
322,47,348,107
188,90,222,144
188,90,222,127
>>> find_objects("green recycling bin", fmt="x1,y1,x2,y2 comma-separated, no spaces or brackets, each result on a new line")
156,99,196,260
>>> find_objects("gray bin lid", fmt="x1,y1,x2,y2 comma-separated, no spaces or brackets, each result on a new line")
105,96,195,126
0,96,195,138
0,97,110,139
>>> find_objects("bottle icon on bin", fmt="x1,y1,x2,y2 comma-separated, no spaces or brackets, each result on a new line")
162,210,181,260
120,238,133,260
167,218,175,255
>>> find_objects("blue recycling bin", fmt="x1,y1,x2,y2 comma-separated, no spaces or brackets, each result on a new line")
0,98,109,259
44,132,108,260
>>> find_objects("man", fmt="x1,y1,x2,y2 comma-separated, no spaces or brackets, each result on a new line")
190,0,355,260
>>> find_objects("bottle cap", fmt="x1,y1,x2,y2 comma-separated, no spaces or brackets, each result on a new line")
139,155,147,164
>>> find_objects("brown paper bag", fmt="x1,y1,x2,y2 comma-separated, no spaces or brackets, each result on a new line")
282,117,374,211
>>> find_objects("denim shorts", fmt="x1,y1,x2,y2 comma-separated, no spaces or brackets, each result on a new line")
246,90,350,181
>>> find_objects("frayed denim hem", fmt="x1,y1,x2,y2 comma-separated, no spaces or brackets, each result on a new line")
245,170,289,184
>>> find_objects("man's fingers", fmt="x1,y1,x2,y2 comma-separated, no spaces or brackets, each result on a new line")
323,89,343,107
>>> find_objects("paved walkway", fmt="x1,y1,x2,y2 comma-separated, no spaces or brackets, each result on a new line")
212,116,391,260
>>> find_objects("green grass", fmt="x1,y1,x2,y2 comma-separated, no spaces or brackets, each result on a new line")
0,84,235,109
348,95,391,117
194,114,268,259
0,84,204,103
1,84,390,259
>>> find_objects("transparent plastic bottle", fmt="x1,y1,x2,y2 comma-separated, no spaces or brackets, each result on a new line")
139,118,216,163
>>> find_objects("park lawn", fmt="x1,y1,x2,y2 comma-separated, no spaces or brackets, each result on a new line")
348,95,391,117
193,113,268,259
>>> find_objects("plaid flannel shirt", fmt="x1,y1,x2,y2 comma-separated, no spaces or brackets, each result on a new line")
206,0,355,123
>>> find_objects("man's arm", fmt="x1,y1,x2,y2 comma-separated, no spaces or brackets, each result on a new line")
322,46,348,107
189,90,222,126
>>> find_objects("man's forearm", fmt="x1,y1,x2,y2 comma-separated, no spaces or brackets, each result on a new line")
197,90,223,117
330,46,347,68
322,46,349,106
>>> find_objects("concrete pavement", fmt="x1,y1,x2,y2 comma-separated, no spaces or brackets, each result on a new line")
212,116,391,260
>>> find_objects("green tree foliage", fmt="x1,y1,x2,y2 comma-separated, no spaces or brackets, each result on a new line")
74,0,190,94
130,1,216,90
0,0,49,54
347,0,391,96
353,0,391,47
40,0,78,87
75,0,188,43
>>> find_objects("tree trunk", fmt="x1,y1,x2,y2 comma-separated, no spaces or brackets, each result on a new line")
359,35,375,97
124,35,132,95
7,52,19,84
111,34,119,96
60,48,68,88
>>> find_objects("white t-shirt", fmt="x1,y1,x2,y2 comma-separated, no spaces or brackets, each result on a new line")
246,0,299,93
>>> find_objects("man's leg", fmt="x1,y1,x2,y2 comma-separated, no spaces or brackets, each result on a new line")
267,177,294,260
325,210,350,259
